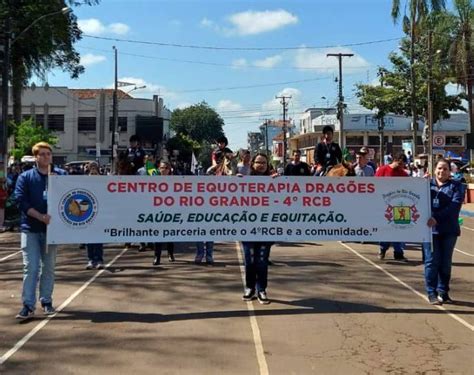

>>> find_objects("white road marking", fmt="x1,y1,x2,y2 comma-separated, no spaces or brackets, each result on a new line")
235,242,269,375
461,226,474,232
0,247,129,365
338,242,474,332
0,250,21,262
454,248,474,257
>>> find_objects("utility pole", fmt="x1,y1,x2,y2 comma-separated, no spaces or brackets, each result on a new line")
377,67,386,166
327,53,353,149
111,46,118,172
264,119,269,156
409,9,418,157
276,95,291,167
1,16,11,179
427,30,434,176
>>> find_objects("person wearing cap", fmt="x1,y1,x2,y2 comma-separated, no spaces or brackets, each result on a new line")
127,135,145,175
354,147,374,177
314,125,342,176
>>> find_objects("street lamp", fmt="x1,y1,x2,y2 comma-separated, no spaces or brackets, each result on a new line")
1,6,72,170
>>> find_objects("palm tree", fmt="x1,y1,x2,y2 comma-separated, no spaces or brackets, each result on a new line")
448,0,473,143
391,0,446,154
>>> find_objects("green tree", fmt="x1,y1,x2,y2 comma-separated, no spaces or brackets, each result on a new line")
0,0,99,123
448,0,474,137
391,0,446,149
170,102,225,144
11,118,58,159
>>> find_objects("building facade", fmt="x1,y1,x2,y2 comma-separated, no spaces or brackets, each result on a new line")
11,86,171,165
290,112,469,164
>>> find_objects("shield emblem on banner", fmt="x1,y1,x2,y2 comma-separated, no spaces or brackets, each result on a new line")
393,206,411,224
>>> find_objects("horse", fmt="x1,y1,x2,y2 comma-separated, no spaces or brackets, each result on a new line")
206,152,239,176
324,162,356,177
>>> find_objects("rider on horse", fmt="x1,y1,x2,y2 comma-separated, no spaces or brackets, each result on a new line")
314,125,343,176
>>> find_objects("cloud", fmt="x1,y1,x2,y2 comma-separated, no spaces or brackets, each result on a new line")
113,77,179,100
175,102,192,109
78,18,130,36
108,23,130,35
231,58,248,69
217,100,243,111
262,88,302,112
169,19,182,27
254,55,282,69
294,46,370,73
202,9,298,37
80,53,106,67
445,82,464,95
228,9,298,36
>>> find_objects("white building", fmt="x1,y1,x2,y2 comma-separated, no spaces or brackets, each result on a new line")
11,86,171,165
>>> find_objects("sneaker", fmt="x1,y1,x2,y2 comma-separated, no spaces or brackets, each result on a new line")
168,254,175,262
194,257,203,264
16,305,34,320
394,254,408,262
85,261,94,270
378,249,386,260
96,262,104,270
438,293,453,304
153,257,160,266
267,259,274,266
138,245,147,252
206,258,214,265
42,303,56,315
257,291,270,305
428,294,442,305
242,288,255,301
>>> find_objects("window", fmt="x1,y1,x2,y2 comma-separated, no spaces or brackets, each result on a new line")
48,114,64,131
109,117,128,132
78,117,96,132
368,136,380,145
446,136,463,146
345,136,364,146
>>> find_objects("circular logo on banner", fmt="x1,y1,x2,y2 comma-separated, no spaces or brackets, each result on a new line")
433,135,445,147
59,189,98,228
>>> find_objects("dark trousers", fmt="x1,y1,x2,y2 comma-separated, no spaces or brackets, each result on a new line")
87,243,103,263
422,235,457,296
242,242,271,292
154,243,174,262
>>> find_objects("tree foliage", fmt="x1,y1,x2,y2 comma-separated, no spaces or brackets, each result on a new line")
0,0,100,122
357,11,466,125
10,118,58,159
170,102,225,144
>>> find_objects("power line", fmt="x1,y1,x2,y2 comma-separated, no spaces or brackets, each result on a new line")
78,45,374,72
83,34,402,51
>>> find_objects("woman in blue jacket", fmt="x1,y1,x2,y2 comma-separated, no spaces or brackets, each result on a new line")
424,158,464,305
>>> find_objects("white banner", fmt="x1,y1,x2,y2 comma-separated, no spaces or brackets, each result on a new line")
47,176,431,244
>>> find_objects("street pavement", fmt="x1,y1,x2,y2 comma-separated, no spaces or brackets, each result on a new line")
0,215,473,374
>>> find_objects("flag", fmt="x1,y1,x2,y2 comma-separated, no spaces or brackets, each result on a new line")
191,152,198,175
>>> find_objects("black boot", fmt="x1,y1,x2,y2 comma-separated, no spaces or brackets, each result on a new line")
153,256,160,266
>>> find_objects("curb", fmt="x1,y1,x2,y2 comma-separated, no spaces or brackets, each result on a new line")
460,210,474,218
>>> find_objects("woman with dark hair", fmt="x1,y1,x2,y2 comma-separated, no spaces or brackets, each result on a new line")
423,158,464,305
241,153,275,304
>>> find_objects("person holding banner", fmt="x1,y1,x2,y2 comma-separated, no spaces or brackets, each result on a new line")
314,125,343,176
423,158,464,305
14,142,66,320
241,153,276,305
153,161,175,265
85,162,105,270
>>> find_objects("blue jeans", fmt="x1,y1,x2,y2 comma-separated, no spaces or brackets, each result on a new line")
195,242,214,262
422,235,457,296
21,232,57,309
242,242,271,292
87,243,104,263
379,242,405,256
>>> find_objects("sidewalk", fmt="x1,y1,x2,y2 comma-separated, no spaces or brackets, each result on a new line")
461,203,474,217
